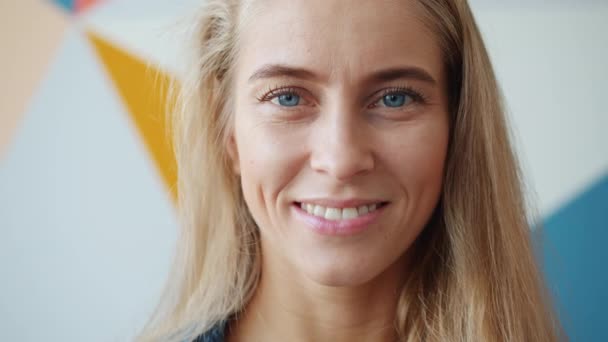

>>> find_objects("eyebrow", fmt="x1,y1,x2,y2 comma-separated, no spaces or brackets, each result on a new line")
367,67,437,85
248,64,319,83
248,63,437,85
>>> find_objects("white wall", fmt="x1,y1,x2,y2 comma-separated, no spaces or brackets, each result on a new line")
474,4,608,217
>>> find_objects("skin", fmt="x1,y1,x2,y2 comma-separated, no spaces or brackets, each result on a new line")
227,0,449,340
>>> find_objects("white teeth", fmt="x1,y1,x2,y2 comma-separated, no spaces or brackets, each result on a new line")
324,208,342,220
306,203,314,213
357,205,369,215
342,208,358,219
300,202,383,220
313,205,326,217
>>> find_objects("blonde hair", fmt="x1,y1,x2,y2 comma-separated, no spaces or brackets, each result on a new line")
137,0,564,341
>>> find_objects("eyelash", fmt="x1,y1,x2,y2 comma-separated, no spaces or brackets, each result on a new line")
371,86,428,108
255,85,428,106
255,85,303,103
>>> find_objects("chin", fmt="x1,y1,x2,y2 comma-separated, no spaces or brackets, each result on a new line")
300,255,385,287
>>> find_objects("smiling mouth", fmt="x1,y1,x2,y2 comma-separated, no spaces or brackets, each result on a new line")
294,201,389,221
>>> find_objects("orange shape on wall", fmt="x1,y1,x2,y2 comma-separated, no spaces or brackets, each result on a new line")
86,30,178,201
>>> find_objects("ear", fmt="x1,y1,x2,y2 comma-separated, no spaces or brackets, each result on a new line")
226,134,241,175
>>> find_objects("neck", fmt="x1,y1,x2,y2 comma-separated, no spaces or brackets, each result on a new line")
227,253,408,342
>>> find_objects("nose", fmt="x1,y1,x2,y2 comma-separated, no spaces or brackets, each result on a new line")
309,106,375,181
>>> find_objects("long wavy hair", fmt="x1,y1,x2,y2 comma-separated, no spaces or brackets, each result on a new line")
137,0,564,341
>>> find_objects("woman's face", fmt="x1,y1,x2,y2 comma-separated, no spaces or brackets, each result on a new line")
230,0,450,287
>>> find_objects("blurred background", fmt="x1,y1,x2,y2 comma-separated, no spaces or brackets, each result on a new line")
0,0,606,341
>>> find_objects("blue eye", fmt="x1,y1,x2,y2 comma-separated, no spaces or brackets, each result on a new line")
273,93,301,107
382,93,410,107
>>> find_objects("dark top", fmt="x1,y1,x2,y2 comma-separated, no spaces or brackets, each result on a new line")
192,321,227,342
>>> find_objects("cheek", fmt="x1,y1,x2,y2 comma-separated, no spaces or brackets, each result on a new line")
375,118,448,269
236,123,304,185
381,117,449,203
233,114,308,225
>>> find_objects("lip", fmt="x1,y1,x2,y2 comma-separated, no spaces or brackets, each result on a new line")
292,201,388,236
295,198,385,208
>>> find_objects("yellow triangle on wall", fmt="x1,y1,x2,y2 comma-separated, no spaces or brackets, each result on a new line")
86,30,177,201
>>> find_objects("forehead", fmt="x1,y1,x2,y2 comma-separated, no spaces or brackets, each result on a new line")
236,0,443,84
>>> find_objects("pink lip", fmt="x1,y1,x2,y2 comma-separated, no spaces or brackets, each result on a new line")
292,202,387,236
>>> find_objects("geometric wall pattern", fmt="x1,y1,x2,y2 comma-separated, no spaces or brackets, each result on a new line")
88,30,177,199
52,0,102,14
542,174,608,342
1,1,606,341
0,0,69,158
1,1,177,341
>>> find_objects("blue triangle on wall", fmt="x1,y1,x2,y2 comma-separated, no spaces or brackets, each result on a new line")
541,172,608,342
